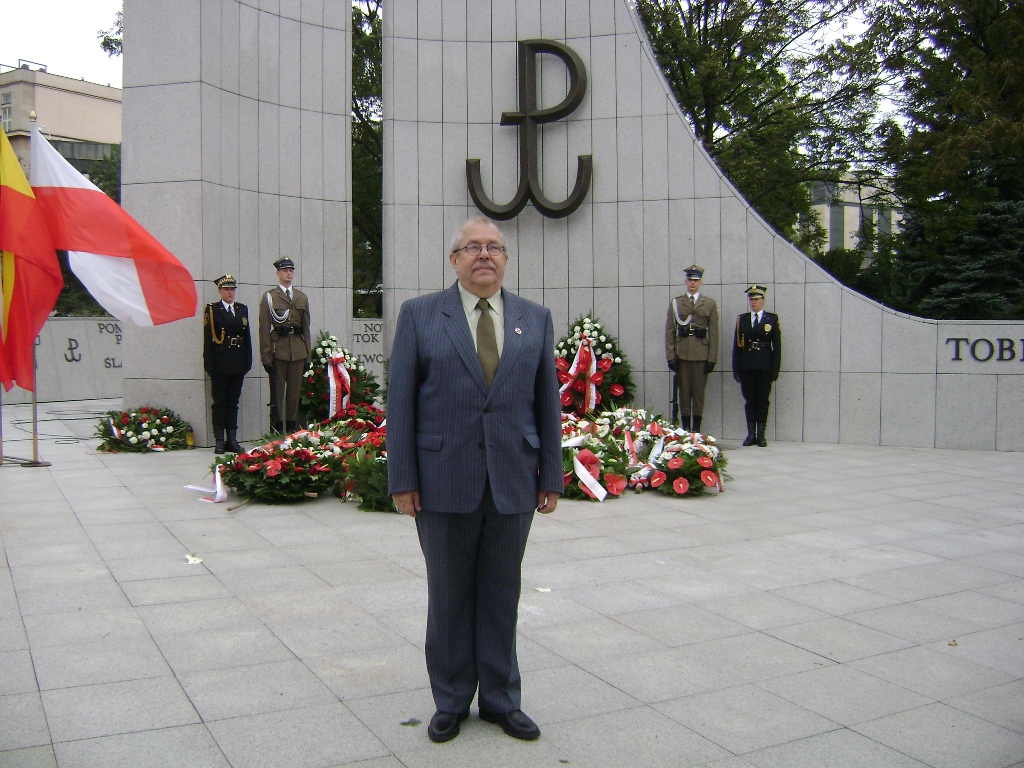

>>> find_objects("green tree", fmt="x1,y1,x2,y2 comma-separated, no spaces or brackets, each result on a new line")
352,0,383,318
865,0,1024,319
635,0,884,253
98,11,123,57
89,144,120,204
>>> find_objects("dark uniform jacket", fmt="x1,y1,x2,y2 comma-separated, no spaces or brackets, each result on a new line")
665,294,719,363
732,312,781,377
258,287,312,365
203,302,253,376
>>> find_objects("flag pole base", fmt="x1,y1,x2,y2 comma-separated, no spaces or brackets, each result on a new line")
0,455,51,468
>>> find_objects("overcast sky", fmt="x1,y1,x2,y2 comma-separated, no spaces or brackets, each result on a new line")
5,0,123,88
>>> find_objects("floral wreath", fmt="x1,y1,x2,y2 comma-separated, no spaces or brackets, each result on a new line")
555,314,635,416
300,330,381,423
561,408,727,499
94,406,189,453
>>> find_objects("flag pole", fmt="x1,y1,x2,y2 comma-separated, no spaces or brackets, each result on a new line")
22,116,51,468
23,341,51,467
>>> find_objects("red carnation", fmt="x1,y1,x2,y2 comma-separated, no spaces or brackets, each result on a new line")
650,471,667,488
598,358,613,372
141,407,149,413
700,470,718,487
121,415,130,425
697,456,713,468
610,384,625,396
673,477,690,495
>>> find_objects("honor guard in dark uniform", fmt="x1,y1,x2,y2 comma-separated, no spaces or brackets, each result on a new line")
732,284,782,447
203,274,253,453
258,257,311,433
665,265,719,432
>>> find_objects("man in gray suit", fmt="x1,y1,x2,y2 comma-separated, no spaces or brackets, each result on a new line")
388,217,563,743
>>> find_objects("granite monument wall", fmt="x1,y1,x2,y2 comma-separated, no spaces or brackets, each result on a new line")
381,0,1024,451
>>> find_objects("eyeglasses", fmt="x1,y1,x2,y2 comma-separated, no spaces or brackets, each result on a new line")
453,243,506,258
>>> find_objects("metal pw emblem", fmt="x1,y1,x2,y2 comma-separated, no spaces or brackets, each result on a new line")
467,39,593,220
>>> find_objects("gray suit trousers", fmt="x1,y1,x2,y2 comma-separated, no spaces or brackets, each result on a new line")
415,483,534,714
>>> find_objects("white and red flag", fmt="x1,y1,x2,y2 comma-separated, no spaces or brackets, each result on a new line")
30,123,196,325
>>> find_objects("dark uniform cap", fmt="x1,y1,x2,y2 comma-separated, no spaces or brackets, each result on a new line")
745,284,767,299
684,265,705,280
214,274,237,288
274,257,295,270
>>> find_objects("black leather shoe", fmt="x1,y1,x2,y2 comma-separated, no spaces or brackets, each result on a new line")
427,710,468,743
479,709,540,740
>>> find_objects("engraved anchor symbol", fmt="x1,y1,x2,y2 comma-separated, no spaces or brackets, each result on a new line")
467,39,593,220
64,338,82,363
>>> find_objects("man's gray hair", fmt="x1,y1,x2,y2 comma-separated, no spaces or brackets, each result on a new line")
449,216,506,254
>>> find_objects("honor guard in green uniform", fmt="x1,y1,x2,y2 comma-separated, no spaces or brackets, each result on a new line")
203,275,253,453
258,257,311,433
732,284,782,447
665,265,719,432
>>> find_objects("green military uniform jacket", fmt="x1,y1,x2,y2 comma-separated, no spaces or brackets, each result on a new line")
258,286,311,365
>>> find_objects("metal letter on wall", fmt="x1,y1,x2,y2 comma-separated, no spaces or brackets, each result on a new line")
467,39,592,220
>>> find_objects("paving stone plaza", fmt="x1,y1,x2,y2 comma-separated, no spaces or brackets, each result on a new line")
1,399,1023,767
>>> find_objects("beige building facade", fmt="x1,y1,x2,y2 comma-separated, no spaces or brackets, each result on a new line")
0,64,121,173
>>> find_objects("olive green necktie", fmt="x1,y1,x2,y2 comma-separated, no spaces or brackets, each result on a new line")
476,298,499,388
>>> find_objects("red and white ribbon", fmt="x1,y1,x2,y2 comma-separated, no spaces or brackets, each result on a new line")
573,453,607,501
185,466,228,503
327,353,351,417
559,335,598,411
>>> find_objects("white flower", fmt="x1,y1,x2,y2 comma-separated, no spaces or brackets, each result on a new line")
142,431,151,439
594,323,601,329
330,335,338,342
600,335,606,342
573,326,580,333
358,364,365,372
129,436,138,444
160,436,166,443
166,426,174,433
615,357,622,363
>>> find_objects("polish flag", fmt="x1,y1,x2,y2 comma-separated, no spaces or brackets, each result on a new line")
30,123,196,325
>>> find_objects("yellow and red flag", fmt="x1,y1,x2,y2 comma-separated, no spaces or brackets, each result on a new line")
0,130,62,391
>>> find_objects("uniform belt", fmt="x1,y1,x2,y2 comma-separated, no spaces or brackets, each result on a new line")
677,326,708,339
226,336,244,347
746,341,765,351
274,326,302,336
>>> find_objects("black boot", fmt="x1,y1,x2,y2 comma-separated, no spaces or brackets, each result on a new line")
225,429,243,453
692,415,702,434
742,421,756,446
756,422,768,447
214,428,226,453
680,415,691,431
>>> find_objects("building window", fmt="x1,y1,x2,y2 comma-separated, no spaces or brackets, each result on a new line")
1,92,11,132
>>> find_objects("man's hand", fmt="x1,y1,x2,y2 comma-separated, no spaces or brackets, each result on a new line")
705,361,716,374
536,491,558,515
666,360,676,372
392,490,421,518
263,362,276,375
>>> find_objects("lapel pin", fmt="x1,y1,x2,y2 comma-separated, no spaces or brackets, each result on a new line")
515,327,522,335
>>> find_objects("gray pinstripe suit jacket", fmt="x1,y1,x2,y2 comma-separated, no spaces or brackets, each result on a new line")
387,282,564,515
